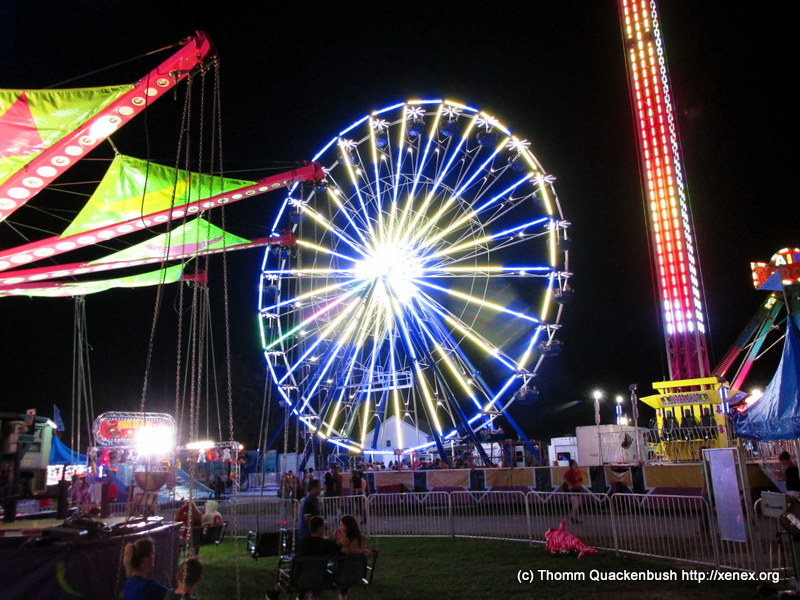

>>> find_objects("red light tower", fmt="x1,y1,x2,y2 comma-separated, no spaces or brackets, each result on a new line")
619,0,710,380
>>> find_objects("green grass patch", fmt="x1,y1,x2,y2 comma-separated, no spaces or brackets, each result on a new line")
195,537,770,599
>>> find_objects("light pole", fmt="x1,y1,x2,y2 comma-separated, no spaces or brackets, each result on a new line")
615,395,624,425
593,390,603,426
630,383,642,463
593,390,603,466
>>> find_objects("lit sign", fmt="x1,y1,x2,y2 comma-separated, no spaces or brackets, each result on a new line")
93,412,175,447
751,248,800,289
662,392,711,406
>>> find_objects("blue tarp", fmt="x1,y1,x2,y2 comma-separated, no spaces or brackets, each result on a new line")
48,434,87,465
733,320,800,440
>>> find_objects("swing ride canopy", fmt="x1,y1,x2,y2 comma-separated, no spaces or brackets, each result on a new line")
0,32,322,298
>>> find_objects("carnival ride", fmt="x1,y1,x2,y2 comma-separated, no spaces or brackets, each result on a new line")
0,32,327,518
259,100,570,465
619,0,799,467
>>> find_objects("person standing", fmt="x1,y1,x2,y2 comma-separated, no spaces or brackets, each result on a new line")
211,475,225,500
301,468,313,498
122,538,168,600
100,474,117,517
350,468,367,524
280,470,298,500
563,459,584,524
778,451,800,495
323,465,340,498
297,479,322,541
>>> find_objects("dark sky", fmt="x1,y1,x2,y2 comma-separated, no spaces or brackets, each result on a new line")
0,2,794,447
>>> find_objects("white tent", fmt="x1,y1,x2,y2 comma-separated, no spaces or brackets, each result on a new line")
363,416,430,454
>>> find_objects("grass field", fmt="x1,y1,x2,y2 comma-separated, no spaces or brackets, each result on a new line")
193,537,773,599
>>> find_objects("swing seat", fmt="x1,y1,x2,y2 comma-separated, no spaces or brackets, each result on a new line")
248,528,291,559
268,551,379,598
186,521,228,554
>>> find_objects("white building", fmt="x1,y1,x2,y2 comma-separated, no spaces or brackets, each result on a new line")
363,416,430,454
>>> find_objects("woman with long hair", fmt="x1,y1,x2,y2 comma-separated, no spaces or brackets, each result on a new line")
122,537,168,600
330,514,372,600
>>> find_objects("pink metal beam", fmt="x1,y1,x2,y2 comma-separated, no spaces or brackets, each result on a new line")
0,232,295,287
618,0,710,380
0,32,215,223
0,162,322,272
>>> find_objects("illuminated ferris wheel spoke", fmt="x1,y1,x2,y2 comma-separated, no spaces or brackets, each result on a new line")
415,293,521,371
298,203,369,256
319,181,372,249
260,277,361,316
426,215,551,262
336,142,378,243
413,279,541,325
261,99,568,459
418,265,554,278
396,107,444,237
408,309,485,412
412,138,512,246
296,298,369,415
294,238,359,263
320,316,377,439
405,113,480,235
420,172,541,251
265,283,367,351
276,300,364,385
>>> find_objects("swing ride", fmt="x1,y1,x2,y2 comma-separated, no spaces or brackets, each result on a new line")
0,30,314,598
0,30,328,526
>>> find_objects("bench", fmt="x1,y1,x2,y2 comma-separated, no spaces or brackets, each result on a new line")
268,552,379,598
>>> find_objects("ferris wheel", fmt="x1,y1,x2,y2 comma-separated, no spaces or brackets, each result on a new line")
259,99,570,463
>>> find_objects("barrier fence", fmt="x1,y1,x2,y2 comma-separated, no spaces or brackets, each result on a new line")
108,490,780,575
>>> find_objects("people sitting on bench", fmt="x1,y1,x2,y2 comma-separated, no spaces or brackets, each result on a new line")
267,515,376,600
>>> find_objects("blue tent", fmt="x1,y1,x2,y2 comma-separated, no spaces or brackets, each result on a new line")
733,320,800,440
49,434,87,465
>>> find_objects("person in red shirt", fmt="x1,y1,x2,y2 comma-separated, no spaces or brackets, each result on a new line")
563,459,584,524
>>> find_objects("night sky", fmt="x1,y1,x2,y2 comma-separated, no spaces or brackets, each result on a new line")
0,2,794,448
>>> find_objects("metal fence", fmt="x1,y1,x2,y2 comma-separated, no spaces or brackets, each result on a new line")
367,491,451,538
108,490,784,576
363,490,767,574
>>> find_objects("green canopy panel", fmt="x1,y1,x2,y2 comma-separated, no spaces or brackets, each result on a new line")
0,264,184,297
0,86,133,185
88,217,250,265
62,154,254,236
